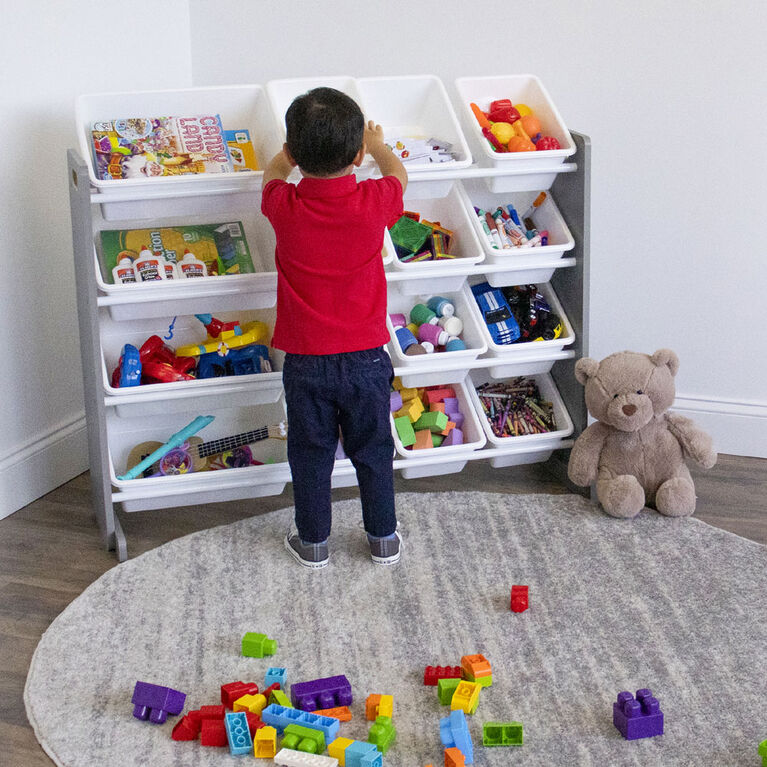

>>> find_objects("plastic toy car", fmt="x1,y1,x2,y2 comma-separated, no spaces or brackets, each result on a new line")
471,282,520,345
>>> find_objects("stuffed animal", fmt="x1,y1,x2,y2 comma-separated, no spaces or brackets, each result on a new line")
568,349,717,518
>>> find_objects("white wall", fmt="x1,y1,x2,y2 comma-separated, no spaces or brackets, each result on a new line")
190,0,767,457
0,0,192,519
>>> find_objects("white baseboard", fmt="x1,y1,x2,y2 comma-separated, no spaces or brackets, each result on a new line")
673,394,767,459
0,413,88,520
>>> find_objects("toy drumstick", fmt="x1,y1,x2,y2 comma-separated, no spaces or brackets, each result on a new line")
118,415,215,480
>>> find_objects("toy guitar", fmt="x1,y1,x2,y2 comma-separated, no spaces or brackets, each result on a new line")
125,422,287,478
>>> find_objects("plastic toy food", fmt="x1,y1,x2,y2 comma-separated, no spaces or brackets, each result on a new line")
507,136,536,152
490,122,515,144
535,136,562,151
470,99,560,153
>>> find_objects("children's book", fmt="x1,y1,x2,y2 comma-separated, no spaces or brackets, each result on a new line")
224,129,259,171
100,222,256,281
91,116,233,180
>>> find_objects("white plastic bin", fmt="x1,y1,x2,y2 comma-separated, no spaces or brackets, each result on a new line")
391,377,486,479
77,85,280,219
99,308,284,416
386,284,486,387
468,370,574,468
464,279,576,377
108,397,290,511
457,180,574,285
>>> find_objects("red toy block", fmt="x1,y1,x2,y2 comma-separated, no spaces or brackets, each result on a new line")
198,704,226,720
262,682,281,700
425,387,455,405
200,718,227,747
245,711,265,735
511,585,529,612
221,681,259,709
171,714,200,741
444,746,466,766
424,665,462,686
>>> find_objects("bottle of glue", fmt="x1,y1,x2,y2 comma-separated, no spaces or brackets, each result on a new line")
177,249,208,278
133,246,167,282
112,256,137,284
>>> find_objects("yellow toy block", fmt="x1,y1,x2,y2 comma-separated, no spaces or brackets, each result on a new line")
413,429,433,450
399,387,419,401
254,725,277,758
329,736,355,765
233,693,267,714
378,694,394,718
395,396,424,423
450,681,480,714
392,377,403,390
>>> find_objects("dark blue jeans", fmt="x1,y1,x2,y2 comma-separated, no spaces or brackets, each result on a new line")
282,348,397,543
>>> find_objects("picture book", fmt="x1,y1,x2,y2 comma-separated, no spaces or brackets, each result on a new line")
100,222,256,281
224,129,259,171
91,116,233,180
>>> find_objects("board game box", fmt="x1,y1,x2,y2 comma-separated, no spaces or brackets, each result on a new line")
100,222,256,281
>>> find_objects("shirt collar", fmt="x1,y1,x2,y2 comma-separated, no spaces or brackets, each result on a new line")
296,174,358,198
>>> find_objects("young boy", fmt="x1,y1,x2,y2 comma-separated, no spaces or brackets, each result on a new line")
261,87,408,569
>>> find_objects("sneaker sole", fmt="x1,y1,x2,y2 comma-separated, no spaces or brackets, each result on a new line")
284,534,329,569
371,550,401,566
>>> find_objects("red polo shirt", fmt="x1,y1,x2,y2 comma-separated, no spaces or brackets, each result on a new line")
261,174,403,355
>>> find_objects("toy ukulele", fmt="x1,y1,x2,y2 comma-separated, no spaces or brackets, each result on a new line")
125,421,287,478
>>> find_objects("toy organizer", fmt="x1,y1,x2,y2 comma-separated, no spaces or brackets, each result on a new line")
70,76,589,560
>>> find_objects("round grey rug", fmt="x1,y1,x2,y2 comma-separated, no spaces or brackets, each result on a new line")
25,492,767,766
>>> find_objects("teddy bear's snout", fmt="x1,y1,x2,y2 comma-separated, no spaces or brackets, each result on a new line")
622,404,637,416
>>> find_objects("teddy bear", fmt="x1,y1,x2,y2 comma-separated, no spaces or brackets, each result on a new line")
567,349,717,518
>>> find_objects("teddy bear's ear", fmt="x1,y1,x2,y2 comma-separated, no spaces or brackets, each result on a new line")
574,357,599,385
651,348,679,377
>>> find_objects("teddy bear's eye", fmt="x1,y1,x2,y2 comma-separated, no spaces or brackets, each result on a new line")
613,394,619,399
636,390,643,395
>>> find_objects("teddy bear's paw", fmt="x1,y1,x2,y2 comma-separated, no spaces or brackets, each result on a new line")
597,475,645,518
655,477,696,516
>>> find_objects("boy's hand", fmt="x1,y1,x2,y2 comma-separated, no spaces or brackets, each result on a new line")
263,147,296,186
364,121,386,150
364,120,407,193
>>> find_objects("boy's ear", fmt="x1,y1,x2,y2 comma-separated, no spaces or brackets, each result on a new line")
283,143,298,167
352,143,366,167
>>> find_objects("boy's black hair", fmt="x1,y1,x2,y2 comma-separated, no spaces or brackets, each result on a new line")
285,87,364,176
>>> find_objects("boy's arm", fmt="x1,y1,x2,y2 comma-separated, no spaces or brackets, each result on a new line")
262,148,295,187
365,121,408,193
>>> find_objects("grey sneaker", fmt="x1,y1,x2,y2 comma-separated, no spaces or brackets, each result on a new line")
284,526,329,569
368,530,402,566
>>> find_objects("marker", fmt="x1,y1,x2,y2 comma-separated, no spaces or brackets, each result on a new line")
474,207,497,248
484,211,504,249
492,210,512,248
522,192,547,222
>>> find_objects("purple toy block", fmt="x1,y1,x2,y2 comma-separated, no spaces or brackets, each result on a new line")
442,427,463,446
290,675,353,711
442,397,460,415
132,681,186,724
390,391,403,412
613,689,663,740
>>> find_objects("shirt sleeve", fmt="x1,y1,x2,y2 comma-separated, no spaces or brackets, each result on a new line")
365,175,405,228
260,179,289,222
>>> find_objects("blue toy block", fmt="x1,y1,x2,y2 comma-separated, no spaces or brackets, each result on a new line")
261,703,339,744
265,667,288,688
345,740,382,767
440,709,474,764
225,711,253,755
613,689,664,740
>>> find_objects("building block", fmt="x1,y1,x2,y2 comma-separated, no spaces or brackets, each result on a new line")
225,711,254,756
483,721,523,746
291,675,352,711
368,715,396,754
271,689,293,708
196,704,226,720
424,666,462,686
171,714,200,740
432,434,445,447
262,703,340,744
398,386,418,400
345,740,382,767
329,737,355,765
413,429,433,449
759,739,767,766
266,667,288,688
444,746,466,767
437,678,461,704
461,654,491,680
254,724,277,757
246,711,265,735
425,387,455,405
395,396,424,423
390,391,403,412
222,681,260,709
413,410,449,433
378,695,393,718
365,694,392,720
131,681,186,724
613,689,664,740
442,397,460,414
510,585,529,612
274,748,340,766
314,706,352,722
242,631,277,657
394,415,416,447
234,693,268,714
200,718,228,747
263,683,282,699
451,681,480,715
440,709,474,764
283,723,326,754
442,427,463,446
430,402,446,413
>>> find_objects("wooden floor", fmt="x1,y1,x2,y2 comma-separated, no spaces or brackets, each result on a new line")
2,455,765,765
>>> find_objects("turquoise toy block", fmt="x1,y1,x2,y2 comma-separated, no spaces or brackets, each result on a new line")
224,711,253,755
265,667,287,688
440,709,473,763
345,740,382,767
261,703,339,744
368,715,396,754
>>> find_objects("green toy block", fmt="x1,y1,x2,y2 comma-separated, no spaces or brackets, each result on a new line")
368,715,396,754
270,689,292,707
474,674,493,688
483,721,523,746
431,433,444,447
760,738,767,765
412,411,449,433
282,723,325,754
394,415,416,447
241,631,277,658
437,677,461,705
389,215,432,254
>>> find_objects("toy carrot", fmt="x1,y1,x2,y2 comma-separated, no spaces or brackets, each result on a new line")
470,102,491,130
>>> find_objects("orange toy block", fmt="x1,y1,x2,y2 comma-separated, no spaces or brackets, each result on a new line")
461,653,492,680
430,402,446,413
413,429,434,450
441,421,456,437
445,746,466,766
314,706,352,722
365,694,381,721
